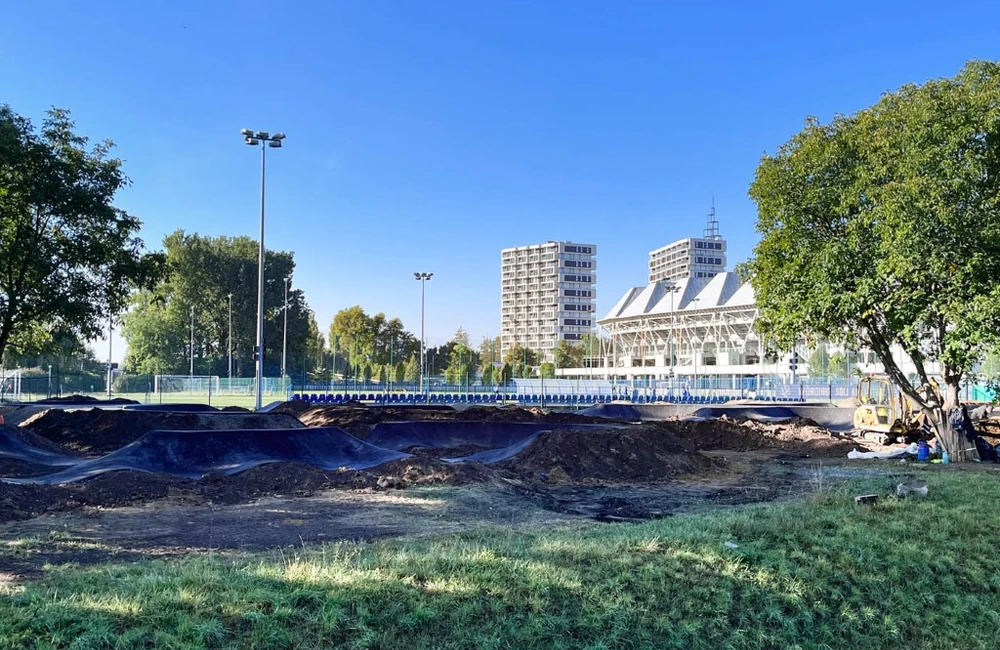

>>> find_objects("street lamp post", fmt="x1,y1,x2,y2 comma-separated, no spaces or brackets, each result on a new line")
691,298,701,395
107,316,113,399
414,272,433,394
227,294,233,384
281,276,290,381
667,283,681,394
241,128,285,411
190,305,195,379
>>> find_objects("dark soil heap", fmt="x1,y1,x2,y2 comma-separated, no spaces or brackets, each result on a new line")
18,409,304,455
0,458,490,522
658,417,860,458
273,403,616,438
504,427,716,483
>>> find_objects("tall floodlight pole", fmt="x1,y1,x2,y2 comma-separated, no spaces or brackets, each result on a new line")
190,305,195,379
667,283,680,392
414,272,433,393
281,276,290,380
107,316,113,399
241,128,285,410
227,294,233,381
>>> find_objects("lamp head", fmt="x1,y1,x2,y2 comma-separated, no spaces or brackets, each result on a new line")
240,128,253,137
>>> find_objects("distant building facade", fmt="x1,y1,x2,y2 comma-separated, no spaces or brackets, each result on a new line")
500,241,597,362
647,205,726,282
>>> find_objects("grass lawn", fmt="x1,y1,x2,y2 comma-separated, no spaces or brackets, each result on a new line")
2,470,1000,649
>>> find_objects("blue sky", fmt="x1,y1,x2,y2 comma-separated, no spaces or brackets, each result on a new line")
3,0,999,362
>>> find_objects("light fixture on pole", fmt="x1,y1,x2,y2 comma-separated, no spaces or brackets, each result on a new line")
241,128,285,410
413,272,433,394
666,282,681,381
190,305,195,379
227,294,233,381
106,316,113,399
281,276,290,381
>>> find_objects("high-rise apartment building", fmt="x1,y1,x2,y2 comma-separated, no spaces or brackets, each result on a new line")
500,241,597,362
648,206,726,282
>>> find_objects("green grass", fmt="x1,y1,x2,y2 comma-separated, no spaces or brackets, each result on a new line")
3,472,1000,649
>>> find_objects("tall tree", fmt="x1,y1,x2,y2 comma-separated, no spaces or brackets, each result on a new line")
121,231,312,377
0,105,162,363
748,60,1000,460
328,307,418,371
503,344,539,378
807,346,830,378
553,339,584,369
445,342,475,386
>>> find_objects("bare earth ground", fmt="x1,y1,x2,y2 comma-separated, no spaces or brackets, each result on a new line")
0,452,880,585
0,403,932,585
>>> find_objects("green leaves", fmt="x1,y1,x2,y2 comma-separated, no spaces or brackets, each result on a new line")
0,105,160,360
749,60,1000,403
121,231,317,377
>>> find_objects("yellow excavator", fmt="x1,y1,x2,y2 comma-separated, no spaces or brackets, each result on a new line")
853,374,935,444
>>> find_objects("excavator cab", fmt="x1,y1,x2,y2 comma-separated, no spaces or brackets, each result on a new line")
854,375,905,442
853,374,927,443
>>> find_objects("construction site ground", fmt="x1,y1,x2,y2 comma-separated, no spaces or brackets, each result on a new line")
1,401,987,585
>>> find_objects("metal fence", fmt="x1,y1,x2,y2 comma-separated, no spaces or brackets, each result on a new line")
4,371,993,407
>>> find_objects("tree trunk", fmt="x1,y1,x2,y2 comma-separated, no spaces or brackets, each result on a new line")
934,377,977,462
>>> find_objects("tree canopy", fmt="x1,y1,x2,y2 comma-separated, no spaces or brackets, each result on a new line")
121,231,320,378
748,60,1000,457
328,306,418,379
0,105,161,363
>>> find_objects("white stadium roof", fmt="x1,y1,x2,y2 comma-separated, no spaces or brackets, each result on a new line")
601,271,753,321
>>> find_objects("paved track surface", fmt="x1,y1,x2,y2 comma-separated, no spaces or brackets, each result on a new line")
0,426,80,466
579,403,856,431
9,427,412,485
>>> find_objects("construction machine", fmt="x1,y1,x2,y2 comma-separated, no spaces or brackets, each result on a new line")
853,374,935,444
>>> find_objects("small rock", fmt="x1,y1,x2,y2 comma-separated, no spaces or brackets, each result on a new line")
376,476,403,489
896,480,929,498
724,541,740,550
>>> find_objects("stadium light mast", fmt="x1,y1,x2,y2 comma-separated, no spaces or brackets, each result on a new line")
227,294,233,381
666,282,681,389
414,272,433,394
241,128,285,410
190,305,195,379
281,276,290,380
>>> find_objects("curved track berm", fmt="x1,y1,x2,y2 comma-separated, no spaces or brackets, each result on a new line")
579,403,856,431
10,428,412,485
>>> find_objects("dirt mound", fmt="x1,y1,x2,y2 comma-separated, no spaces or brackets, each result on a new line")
273,402,617,437
0,457,493,522
19,409,305,454
1,424,77,456
275,405,459,436
660,417,861,457
35,395,139,405
503,427,715,483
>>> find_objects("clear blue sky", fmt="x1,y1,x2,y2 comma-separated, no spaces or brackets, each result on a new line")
2,0,999,362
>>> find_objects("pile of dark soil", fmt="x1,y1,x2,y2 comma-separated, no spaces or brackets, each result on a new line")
659,417,861,457
503,427,715,483
274,402,617,437
18,409,304,454
0,458,492,522
35,395,139,405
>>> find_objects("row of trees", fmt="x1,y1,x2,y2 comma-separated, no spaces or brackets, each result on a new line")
121,231,324,379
